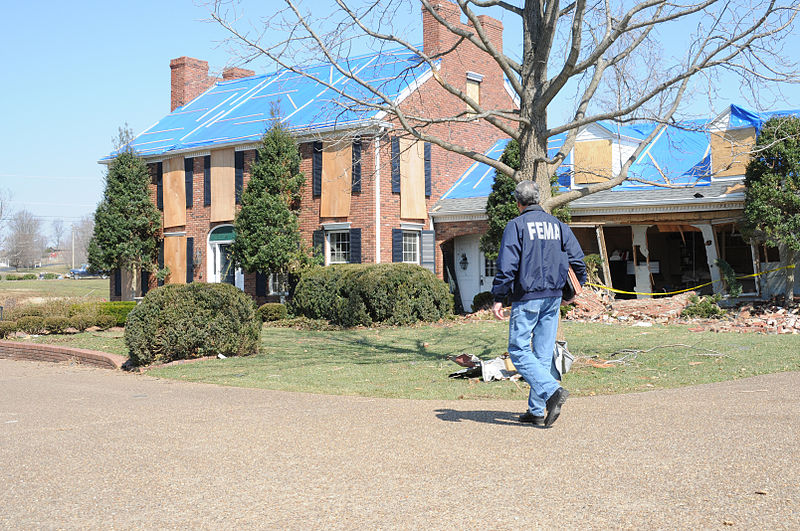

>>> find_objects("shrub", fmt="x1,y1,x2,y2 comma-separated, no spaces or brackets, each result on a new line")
258,303,288,322
4,274,23,281
9,299,76,321
0,321,17,338
70,314,93,332
583,254,604,285
682,294,726,319
22,273,37,280
44,316,70,334
95,314,117,330
124,283,260,366
42,272,59,280
98,301,137,327
291,264,454,327
16,316,46,335
471,291,495,313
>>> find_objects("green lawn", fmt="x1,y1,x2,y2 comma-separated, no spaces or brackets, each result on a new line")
0,277,109,306
26,319,800,400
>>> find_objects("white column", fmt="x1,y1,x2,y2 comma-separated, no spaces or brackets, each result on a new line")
696,224,722,294
631,225,652,299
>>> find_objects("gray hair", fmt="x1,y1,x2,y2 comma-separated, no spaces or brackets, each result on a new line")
514,180,540,206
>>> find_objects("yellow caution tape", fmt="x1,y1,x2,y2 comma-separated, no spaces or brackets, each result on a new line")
586,264,795,297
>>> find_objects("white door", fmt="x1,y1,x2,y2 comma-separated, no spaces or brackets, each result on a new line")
454,234,481,312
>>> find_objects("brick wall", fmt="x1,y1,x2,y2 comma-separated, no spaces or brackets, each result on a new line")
0,341,126,369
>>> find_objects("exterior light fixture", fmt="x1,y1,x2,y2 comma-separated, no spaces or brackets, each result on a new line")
459,253,469,270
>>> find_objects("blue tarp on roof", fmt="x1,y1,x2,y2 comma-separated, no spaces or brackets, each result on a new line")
728,104,800,132
104,48,431,160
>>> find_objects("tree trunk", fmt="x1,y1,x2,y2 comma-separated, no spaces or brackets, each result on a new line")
130,264,138,302
782,245,796,302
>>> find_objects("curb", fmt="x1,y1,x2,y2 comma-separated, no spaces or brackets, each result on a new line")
0,340,127,370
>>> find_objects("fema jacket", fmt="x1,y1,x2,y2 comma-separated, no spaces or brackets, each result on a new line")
491,205,587,303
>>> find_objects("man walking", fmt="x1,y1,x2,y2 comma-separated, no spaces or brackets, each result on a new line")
491,181,586,427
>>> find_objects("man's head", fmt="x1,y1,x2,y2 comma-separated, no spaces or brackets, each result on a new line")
514,180,540,208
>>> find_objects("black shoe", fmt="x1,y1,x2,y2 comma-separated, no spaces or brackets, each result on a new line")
518,411,545,426
544,387,569,427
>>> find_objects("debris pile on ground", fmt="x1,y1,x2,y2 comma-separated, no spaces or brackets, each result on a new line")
563,289,800,334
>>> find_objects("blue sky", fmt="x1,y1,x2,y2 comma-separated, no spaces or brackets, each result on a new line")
1,1,798,242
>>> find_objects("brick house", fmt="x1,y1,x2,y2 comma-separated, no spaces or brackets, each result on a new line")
432,105,799,310
102,1,517,303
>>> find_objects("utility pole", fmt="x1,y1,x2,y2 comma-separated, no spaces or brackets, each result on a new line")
71,225,75,270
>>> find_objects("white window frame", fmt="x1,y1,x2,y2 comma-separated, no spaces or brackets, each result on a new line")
327,230,351,265
402,230,420,264
206,224,244,290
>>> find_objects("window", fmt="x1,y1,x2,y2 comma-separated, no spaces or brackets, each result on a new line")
329,231,350,264
207,225,244,290
402,231,419,264
484,256,496,277
466,72,482,113
269,272,288,296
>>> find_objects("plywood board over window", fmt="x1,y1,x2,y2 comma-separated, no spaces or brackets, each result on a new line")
573,139,613,184
164,235,187,285
320,142,352,217
711,127,756,177
211,148,235,222
400,139,426,219
162,156,186,228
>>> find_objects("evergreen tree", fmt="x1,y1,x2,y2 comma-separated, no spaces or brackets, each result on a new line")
743,116,800,301
231,123,312,275
480,140,570,260
88,149,162,299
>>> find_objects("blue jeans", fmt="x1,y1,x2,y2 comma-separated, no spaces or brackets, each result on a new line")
507,296,562,416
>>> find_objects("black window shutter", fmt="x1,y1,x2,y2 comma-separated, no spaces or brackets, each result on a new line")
185,158,194,208
312,230,324,259
351,138,361,193
157,240,164,287
156,162,163,210
256,272,267,296
421,230,435,273
235,151,244,204
391,137,400,194
203,155,211,207
186,237,194,284
349,228,362,264
392,229,403,263
113,269,122,297
141,270,150,296
312,142,322,197
424,142,432,197
254,149,260,164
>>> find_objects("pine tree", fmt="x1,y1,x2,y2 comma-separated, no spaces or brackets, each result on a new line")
743,116,800,301
88,149,162,299
480,140,570,260
231,123,312,275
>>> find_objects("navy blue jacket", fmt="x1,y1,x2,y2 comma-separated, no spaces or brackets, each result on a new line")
491,205,587,303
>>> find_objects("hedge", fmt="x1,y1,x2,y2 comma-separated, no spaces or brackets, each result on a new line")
98,301,137,327
290,263,453,327
257,303,288,322
124,283,260,366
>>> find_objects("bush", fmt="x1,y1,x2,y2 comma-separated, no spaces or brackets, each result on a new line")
584,254,604,285
98,301,137,327
124,283,261,366
22,273,37,280
682,294,726,319
4,274,23,281
44,316,70,334
471,291,495,313
70,314,93,332
257,303,288,322
95,314,117,330
0,321,17,338
291,264,454,327
8,299,76,321
42,272,59,280
16,316,45,335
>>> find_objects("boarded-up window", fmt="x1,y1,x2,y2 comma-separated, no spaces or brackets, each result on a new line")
573,139,612,184
210,148,236,222
711,127,755,177
164,234,187,285
162,156,186,228
466,78,480,112
320,142,352,218
400,138,426,219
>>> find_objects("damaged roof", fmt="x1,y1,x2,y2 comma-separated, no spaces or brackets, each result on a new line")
104,48,433,160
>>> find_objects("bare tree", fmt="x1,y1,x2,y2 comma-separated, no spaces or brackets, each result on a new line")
51,218,65,250
5,210,46,269
67,216,95,268
211,0,798,211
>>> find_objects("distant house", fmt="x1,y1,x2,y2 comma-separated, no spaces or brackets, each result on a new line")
432,105,798,310
102,1,517,302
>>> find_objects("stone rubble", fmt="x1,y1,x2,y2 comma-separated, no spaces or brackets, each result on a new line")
563,289,800,334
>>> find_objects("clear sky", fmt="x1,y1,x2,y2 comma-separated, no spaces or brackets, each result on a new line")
1,1,798,244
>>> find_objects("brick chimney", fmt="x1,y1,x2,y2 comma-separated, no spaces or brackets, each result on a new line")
222,66,255,80
422,1,503,57
170,56,218,111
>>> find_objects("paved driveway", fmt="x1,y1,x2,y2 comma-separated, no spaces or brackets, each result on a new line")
1,359,798,529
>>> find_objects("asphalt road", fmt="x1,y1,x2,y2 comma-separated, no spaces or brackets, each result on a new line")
1,359,798,530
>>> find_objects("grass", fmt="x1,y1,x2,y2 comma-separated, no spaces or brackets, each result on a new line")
0,278,108,307
24,319,800,400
